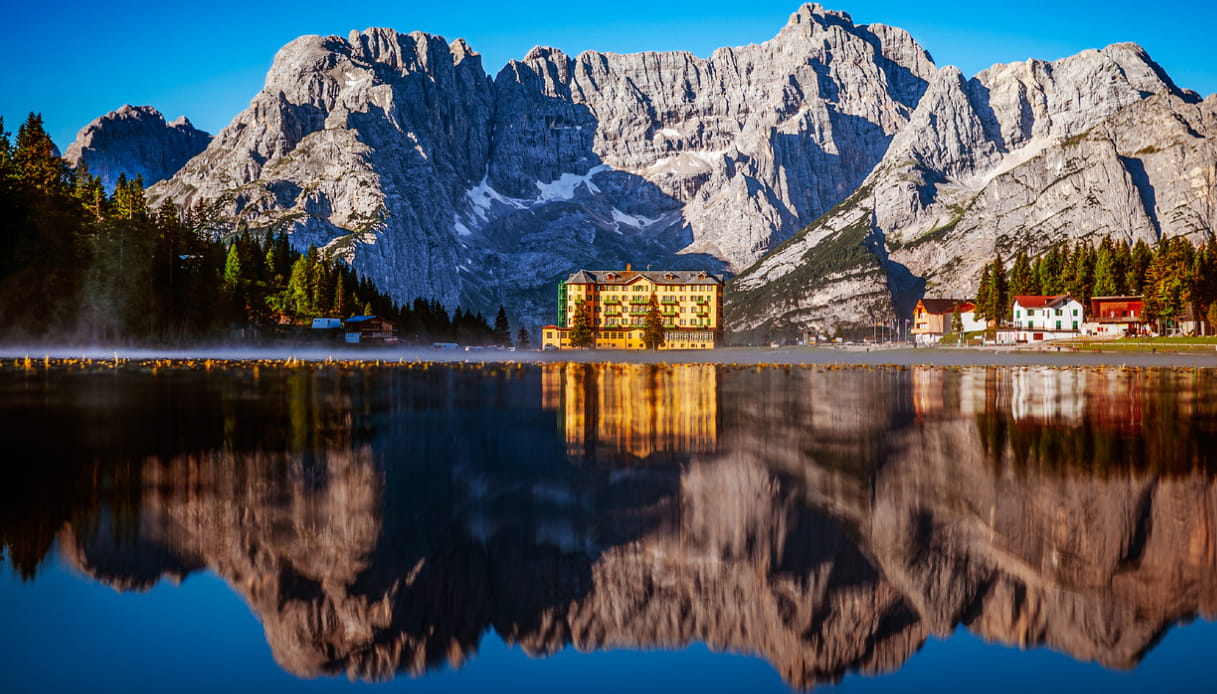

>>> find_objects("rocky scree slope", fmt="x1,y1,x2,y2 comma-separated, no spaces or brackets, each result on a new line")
148,4,935,327
65,105,212,192
729,43,1217,341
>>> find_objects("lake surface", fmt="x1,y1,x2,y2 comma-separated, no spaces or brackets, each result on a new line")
2,359,1216,692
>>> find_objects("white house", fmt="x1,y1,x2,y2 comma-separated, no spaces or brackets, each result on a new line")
1012,295,1084,342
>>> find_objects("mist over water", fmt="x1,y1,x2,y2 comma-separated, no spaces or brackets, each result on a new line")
2,362,1215,692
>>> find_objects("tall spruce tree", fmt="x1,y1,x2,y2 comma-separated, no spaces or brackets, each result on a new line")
643,293,665,349
1111,240,1132,296
991,253,1010,323
493,305,511,346
569,299,594,348
1092,238,1118,297
1128,239,1153,293
1143,238,1191,333
975,264,993,324
1010,250,1034,297
1066,241,1096,305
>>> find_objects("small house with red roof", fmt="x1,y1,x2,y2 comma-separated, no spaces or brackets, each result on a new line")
1012,295,1084,342
1088,296,1146,336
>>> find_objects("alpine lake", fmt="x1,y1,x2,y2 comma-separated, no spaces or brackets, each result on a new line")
2,350,1216,693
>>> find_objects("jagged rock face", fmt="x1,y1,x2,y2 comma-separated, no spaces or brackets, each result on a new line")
493,6,934,267
729,44,1217,341
148,4,935,326
64,105,211,191
54,366,1217,688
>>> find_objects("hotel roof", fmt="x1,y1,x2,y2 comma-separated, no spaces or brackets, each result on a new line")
564,269,724,286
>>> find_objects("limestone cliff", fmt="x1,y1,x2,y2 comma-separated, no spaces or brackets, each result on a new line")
64,105,211,191
729,45,1217,341
147,4,935,327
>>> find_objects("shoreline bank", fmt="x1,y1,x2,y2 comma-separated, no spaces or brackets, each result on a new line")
3,345,1217,369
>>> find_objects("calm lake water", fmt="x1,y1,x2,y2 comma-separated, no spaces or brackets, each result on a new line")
2,359,1216,692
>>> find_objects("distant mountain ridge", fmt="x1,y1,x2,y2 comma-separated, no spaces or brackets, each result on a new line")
65,105,211,191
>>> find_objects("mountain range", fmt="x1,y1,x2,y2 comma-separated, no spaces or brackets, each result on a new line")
64,4,1217,337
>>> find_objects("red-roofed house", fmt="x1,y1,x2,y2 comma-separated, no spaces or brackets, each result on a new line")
1012,295,1084,342
1088,296,1146,336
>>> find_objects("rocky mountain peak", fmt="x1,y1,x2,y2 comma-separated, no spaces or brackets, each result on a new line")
784,2,853,28
729,39,1216,342
64,104,211,191
147,9,937,328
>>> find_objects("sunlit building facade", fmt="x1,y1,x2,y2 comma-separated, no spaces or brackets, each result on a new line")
541,265,724,350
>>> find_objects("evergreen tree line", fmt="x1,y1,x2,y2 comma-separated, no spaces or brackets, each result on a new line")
973,236,1217,331
0,113,525,345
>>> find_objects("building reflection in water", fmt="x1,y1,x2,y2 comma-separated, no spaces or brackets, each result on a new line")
2,363,1216,690
542,363,718,464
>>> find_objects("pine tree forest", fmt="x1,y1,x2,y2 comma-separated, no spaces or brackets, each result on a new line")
0,113,512,345
973,236,1217,333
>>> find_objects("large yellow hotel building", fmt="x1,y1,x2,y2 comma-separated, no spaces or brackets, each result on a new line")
541,265,724,350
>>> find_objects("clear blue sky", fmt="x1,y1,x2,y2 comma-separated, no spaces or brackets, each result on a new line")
6,1,1216,149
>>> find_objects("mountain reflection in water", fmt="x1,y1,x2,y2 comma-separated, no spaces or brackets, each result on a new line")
1,362,1215,689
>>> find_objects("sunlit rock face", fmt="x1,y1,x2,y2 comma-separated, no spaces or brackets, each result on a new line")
146,4,935,327
64,105,211,191
53,365,1217,688
729,45,1217,341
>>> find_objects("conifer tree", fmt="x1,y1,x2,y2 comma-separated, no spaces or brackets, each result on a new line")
1128,239,1153,293
516,326,531,349
991,253,1010,323
643,293,665,349
1,113,85,331
975,264,993,324
569,299,594,348
1112,240,1133,295
1009,250,1033,297
1092,238,1118,297
493,305,511,346
333,271,350,317
1066,240,1095,305
286,252,314,318
1040,245,1065,295
1143,238,1191,333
